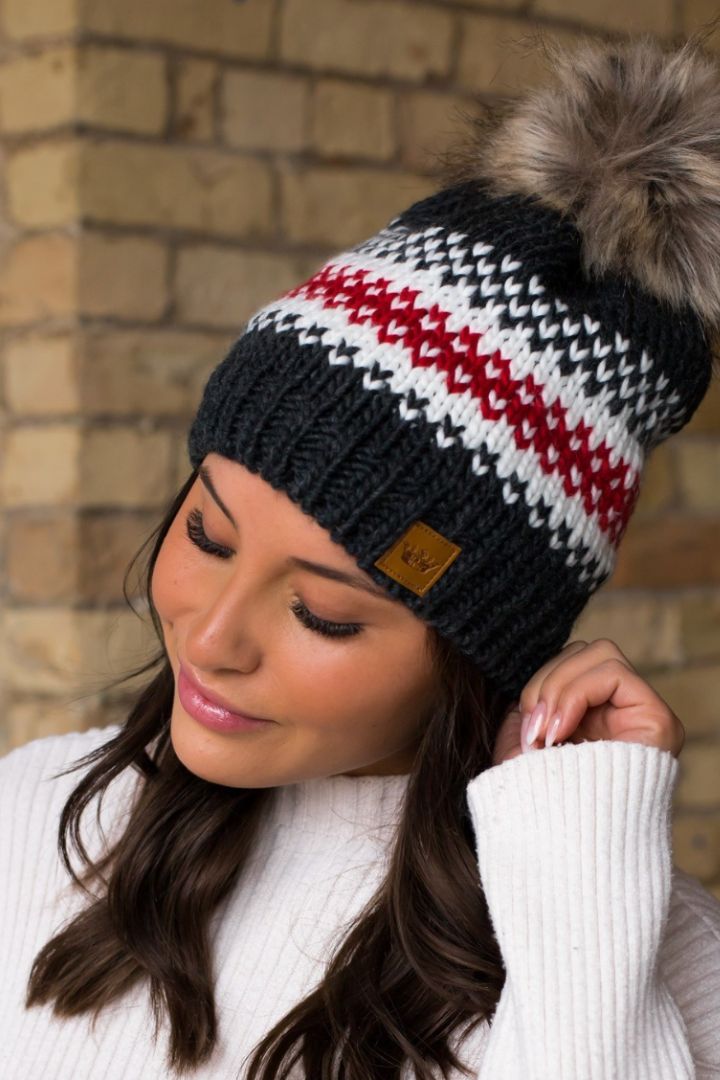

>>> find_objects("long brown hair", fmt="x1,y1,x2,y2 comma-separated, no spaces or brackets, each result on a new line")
24,465,511,1078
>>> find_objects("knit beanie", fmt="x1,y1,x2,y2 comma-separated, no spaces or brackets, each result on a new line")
187,32,720,702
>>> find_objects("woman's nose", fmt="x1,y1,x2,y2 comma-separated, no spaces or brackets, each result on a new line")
185,579,265,672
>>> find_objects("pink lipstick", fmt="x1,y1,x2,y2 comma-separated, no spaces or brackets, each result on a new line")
178,664,274,733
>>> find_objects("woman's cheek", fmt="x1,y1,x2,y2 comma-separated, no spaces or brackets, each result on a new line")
151,532,200,621
302,631,364,675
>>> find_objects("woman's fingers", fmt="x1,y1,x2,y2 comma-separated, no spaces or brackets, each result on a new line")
497,637,685,765
518,640,635,748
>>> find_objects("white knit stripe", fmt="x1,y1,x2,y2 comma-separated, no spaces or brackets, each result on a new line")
351,226,688,441
249,292,619,582
323,246,655,466
288,253,646,535
266,252,650,482
354,225,686,432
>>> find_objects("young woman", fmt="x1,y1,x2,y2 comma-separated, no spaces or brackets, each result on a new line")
2,28,720,1080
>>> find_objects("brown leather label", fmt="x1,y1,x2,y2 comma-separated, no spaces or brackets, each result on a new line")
374,520,461,597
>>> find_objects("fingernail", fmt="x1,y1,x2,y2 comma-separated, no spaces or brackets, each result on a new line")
546,715,561,748
520,712,531,751
524,701,546,751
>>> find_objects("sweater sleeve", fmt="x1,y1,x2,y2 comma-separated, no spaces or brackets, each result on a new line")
464,738,718,1080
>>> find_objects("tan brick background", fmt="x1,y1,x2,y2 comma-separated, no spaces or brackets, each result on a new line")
0,0,719,897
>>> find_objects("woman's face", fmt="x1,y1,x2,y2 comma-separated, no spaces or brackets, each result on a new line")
152,453,442,787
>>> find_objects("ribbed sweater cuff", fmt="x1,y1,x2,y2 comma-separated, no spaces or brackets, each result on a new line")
465,739,695,1080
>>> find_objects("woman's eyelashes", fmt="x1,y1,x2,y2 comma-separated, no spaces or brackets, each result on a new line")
185,506,229,559
288,598,362,639
183,508,363,639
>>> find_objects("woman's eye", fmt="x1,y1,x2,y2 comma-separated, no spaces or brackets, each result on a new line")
183,508,363,640
288,599,363,640
185,507,232,559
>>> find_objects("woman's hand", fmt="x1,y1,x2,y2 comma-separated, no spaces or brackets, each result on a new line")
492,638,685,768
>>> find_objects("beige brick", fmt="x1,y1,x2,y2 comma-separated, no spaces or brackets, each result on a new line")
173,58,217,142
534,0,673,34
281,0,453,81
7,513,79,601
572,592,681,668
78,46,167,135
651,665,720,740
610,516,720,589
1,425,173,508
679,593,720,662
673,812,720,881
398,89,477,173
80,141,273,239
78,232,168,320
684,0,720,30
175,246,321,329
82,0,272,59
0,45,166,136
7,139,80,227
76,511,161,602
0,46,75,133
312,80,394,162
171,433,195,490
4,334,79,414
685,378,720,434
683,2,720,51
457,18,586,95
437,0,526,6
2,697,107,753
77,327,231,415
81,427,174,507
2,424,81,506
0,234,76,325
280,164,435,247
675,438,720,511
0,608,157,695
223,70,309,152
676,744,720,809
1,0,77,39
632,441,675,518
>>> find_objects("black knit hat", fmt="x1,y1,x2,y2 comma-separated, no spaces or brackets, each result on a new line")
188,33,720,701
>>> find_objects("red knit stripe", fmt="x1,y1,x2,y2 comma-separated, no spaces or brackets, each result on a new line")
287,263,640,544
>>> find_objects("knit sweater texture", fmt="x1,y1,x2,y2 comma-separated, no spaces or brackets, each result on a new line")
1,724,719,1079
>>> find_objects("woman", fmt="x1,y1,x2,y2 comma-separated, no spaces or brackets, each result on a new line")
1,28,720,1080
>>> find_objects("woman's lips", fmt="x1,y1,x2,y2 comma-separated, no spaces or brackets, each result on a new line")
177,664,274,733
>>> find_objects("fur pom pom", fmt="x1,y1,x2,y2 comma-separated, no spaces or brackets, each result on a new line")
440,27,720,329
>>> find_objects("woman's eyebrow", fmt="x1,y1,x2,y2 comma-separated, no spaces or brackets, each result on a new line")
198,464,391,602
286,556,391,600
199,464,237,527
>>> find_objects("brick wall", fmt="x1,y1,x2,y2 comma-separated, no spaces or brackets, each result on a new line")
0,0,719,896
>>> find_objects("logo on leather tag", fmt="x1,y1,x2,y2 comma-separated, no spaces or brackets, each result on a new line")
374,521,461,597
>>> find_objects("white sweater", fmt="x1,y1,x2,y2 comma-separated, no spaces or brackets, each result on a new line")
1,725,719,1080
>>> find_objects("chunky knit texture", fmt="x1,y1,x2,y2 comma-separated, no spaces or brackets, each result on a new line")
2,726,720,1079
187,181,713,700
